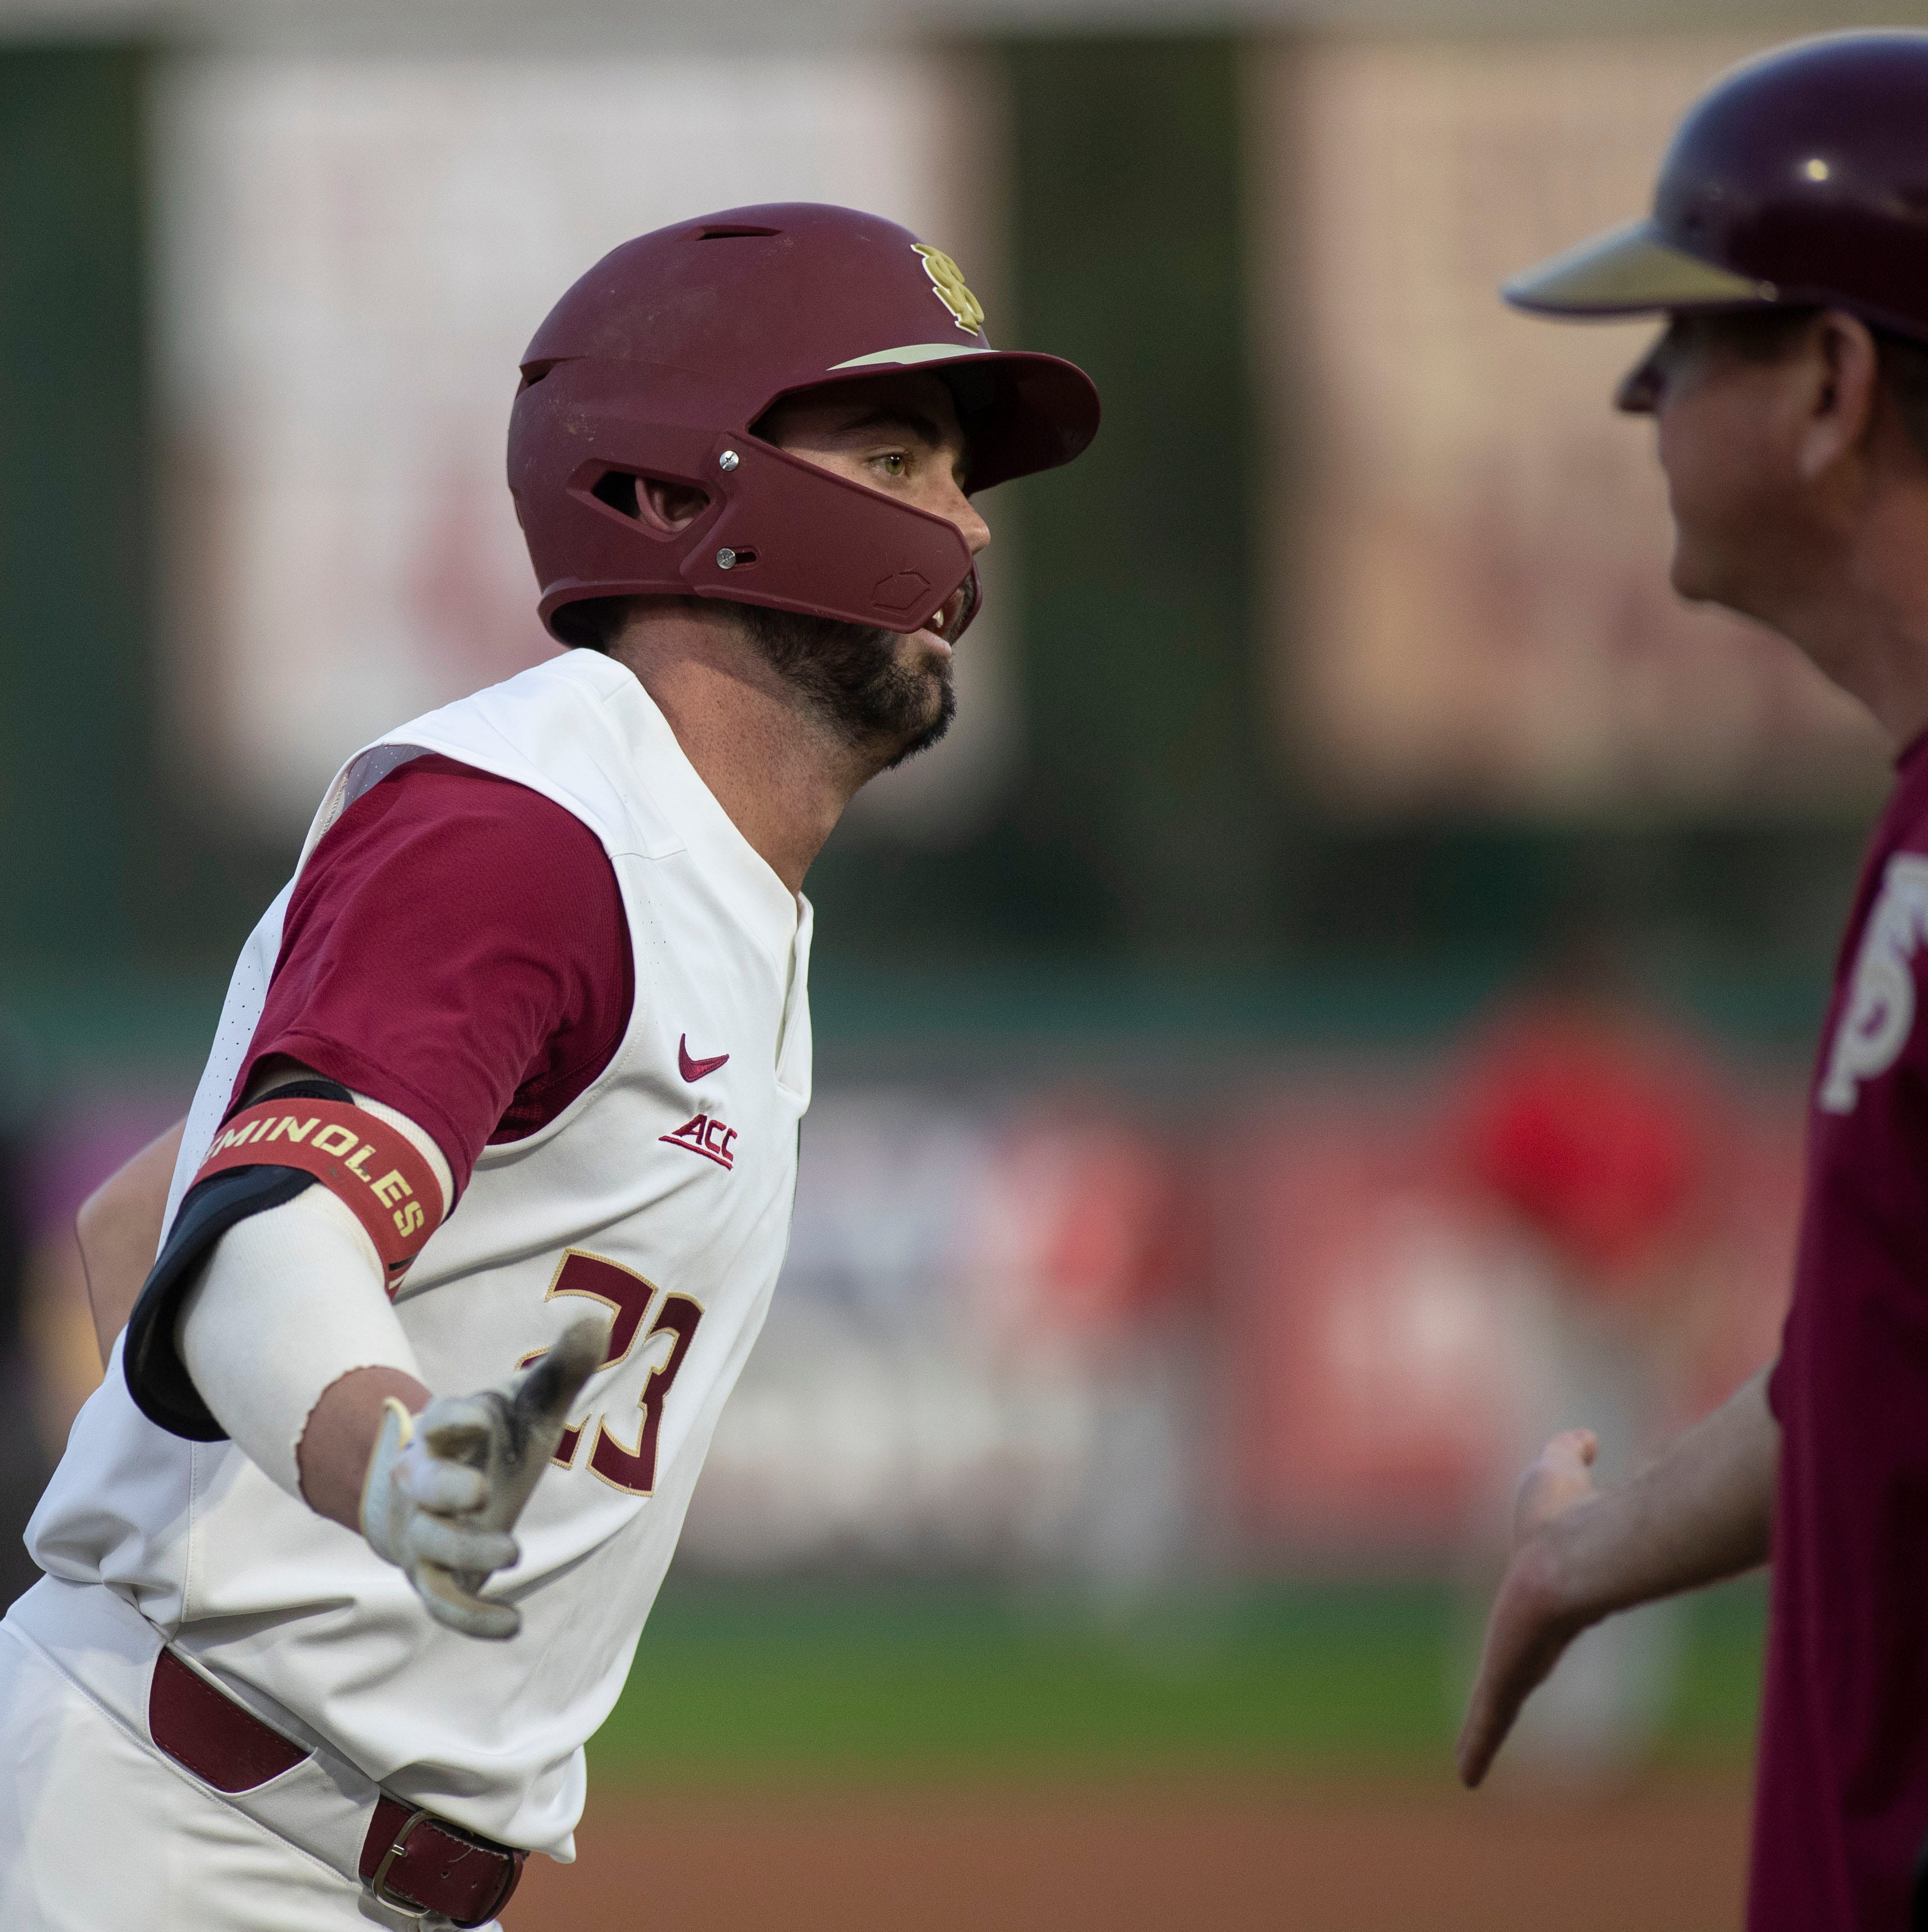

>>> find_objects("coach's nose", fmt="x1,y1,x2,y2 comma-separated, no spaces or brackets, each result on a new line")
1616,338,1667,415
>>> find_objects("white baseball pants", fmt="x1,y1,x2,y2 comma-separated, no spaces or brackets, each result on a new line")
0,1623,494,1931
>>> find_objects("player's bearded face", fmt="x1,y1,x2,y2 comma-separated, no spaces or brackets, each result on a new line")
740,370,984,769
736,604,956,769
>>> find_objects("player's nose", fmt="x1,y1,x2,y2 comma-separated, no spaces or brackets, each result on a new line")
931,470,991,556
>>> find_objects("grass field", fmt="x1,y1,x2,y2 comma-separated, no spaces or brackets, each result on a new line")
510,1575,1766,1931
588,1572,1768,1785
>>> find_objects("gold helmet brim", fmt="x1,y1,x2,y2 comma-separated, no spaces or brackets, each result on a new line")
1503,218,1777,317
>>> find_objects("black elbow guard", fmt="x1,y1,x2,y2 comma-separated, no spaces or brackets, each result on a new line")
122,1076,351,1440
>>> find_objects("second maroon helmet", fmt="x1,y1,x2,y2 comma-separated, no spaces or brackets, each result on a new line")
1504,30,1928,343
508,203,1100,645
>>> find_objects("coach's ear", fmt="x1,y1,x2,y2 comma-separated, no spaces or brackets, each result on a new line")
1796,309,1881,485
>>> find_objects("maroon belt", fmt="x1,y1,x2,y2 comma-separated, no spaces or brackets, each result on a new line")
148,1647,526,1927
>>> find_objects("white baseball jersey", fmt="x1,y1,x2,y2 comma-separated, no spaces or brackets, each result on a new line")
18,647,812,1856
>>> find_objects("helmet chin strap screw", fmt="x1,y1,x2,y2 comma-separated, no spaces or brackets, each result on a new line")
716,548,738,570
718,449,740,472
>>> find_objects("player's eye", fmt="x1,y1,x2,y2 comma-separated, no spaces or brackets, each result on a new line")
878,451,907,478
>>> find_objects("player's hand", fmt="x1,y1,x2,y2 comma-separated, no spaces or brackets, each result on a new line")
1455,1428,1602,1788
360,1317,607,1640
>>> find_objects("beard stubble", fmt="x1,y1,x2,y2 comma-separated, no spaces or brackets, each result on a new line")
736,606,956,772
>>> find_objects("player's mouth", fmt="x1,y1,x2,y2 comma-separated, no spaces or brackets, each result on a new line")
919,575,978,652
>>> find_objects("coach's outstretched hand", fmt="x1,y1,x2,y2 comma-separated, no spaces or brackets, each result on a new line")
361,1317,609,1640
1457,1370,1780,1788
1455,1428,1602,1788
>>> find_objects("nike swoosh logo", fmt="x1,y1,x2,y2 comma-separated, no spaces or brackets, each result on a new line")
678,1035,730,1083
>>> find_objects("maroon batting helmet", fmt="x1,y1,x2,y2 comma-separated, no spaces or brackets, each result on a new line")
508,203,1100,645
1504,30,1928,343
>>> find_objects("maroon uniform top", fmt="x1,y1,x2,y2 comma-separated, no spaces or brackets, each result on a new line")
237,754,634,1194
1754,733,1928,1928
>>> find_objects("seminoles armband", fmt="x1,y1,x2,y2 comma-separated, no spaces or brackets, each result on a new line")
123,1077,447,1442
193,1096,443,1282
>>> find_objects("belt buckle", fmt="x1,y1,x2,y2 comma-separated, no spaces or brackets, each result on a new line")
367,1807,434,1919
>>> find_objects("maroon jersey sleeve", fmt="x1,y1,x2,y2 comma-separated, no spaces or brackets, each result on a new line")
238,754,634,1194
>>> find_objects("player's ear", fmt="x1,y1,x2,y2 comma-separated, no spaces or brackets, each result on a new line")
637,476,709,535
584,469,710,536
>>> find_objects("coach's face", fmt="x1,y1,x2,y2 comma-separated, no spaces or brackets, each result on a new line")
1615,309,1876,629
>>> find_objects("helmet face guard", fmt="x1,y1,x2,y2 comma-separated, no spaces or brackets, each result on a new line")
1503,30,1928,345
508,204,1100,643
520,359,981,639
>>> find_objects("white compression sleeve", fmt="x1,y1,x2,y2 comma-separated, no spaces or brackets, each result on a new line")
175,1090,454,1504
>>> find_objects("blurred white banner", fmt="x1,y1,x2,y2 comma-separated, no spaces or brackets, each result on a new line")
1258,36,1889,817
153,50,1013,837
680,1089,1200,1584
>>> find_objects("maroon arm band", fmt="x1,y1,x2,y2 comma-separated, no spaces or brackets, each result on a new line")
191,1099,443,1288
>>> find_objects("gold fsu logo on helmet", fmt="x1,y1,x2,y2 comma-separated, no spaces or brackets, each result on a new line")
915,244,985,335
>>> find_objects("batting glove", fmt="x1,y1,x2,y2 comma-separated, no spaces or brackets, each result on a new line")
360,1317,606,1640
